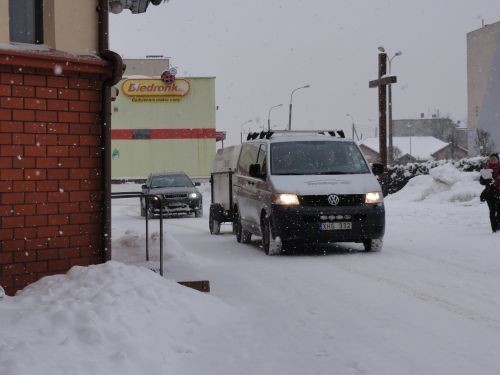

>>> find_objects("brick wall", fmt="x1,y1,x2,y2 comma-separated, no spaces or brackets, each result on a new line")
0,49,112,295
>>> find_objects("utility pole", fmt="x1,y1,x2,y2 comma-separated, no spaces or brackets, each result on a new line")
380,49,402,164
369,52,397,169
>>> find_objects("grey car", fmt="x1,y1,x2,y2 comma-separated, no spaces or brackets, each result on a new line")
140,172,203,218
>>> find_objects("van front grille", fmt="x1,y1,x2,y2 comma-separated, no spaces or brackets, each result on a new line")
298,194,364,207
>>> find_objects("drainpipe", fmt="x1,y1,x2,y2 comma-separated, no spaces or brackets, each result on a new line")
97,0,123,262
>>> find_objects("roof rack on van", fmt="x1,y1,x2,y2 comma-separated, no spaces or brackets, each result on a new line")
246,129,345,141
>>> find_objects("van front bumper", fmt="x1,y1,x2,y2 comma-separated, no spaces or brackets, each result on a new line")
270,204,385,244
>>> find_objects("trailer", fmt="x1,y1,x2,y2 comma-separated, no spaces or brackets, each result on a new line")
209,145,241,234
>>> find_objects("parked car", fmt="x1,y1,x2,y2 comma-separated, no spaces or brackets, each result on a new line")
140,172,203,218
232,130,385,255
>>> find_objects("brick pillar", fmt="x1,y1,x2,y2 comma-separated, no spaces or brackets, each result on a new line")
0,49,112,295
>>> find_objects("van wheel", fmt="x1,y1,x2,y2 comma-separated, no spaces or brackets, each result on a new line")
209,211,221,234
363,238,383,252
235,209,252,243
261,216,282,255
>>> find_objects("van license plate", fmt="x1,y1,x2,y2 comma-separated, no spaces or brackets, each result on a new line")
319,222,352,230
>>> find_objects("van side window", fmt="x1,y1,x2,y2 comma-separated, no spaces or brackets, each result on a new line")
237,143,260,176
256,145,267,176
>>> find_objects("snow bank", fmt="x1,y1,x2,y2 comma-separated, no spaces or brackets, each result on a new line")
387,163,481,203
0,261,233,375
116,229,187,261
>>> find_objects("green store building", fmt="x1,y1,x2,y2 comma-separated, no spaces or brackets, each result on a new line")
111,58,217,179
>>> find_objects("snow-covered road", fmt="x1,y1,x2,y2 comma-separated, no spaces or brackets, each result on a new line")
110,166,500,375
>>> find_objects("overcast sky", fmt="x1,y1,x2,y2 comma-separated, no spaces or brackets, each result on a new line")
109,0,500,146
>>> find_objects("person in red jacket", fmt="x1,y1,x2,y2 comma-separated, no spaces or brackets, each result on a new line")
480,153,500,232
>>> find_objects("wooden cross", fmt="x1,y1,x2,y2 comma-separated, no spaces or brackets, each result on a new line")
369,52,397,168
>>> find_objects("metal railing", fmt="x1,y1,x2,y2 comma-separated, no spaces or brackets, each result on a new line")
111,192,165,276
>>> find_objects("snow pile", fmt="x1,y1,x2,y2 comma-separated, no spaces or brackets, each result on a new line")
116,229,186,261
0,261,233,375
387,163,481,203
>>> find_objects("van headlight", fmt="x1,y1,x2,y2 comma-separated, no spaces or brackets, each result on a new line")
189,192,199,199
272,193,300,205
365,192,383,204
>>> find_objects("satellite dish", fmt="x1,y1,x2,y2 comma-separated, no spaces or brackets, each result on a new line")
169,67,178,75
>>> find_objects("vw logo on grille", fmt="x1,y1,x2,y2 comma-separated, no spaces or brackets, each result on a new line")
327,194,340,206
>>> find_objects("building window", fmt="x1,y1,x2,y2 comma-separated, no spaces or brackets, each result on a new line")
9,0,44,44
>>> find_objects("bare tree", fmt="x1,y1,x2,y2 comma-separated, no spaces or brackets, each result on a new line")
392,146,403,161
474,129,495,156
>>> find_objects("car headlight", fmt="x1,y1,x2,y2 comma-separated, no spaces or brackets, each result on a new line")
272,193,300,205
365,191,383,204
189,192,199,199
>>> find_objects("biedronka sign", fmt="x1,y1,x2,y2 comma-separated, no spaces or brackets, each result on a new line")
121,78,191,102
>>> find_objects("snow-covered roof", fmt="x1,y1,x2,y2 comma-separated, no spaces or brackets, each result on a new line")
359,136,449,160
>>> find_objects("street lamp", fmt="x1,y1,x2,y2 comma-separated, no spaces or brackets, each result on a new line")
288,84,310,130
379,46,402,163
267,104,283,131
240,119,253,143
346,113,357,140
368,118,377,137
407,123,412,161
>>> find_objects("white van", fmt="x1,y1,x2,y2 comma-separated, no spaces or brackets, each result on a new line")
232,131,385,254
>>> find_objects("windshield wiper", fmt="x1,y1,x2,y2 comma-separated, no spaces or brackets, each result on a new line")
314,171,347,175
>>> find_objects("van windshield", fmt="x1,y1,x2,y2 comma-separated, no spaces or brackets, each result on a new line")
270,141,370,175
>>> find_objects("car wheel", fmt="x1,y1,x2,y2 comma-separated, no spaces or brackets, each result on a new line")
209,211,221,234
261,215,282,255
363,238,383,252
147,206,155,219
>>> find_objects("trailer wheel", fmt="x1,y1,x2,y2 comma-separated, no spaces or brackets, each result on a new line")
209,211,221,234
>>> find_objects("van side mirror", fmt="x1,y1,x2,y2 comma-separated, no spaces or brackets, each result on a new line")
249,163,263,178
371,163,384,176
141,184,148,189
194,182,201,186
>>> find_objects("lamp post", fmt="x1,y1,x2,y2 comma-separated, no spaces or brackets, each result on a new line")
378,46,402,164
288,84,310,130
346,113,357,140
240,119,253,143
267,104,283,131
368,118,377,137
407,123,412,161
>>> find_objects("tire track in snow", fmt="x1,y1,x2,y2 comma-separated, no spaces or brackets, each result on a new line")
333,260,500,331
393,247,499,279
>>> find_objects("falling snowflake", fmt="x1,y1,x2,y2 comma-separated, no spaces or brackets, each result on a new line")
54,65,63,75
